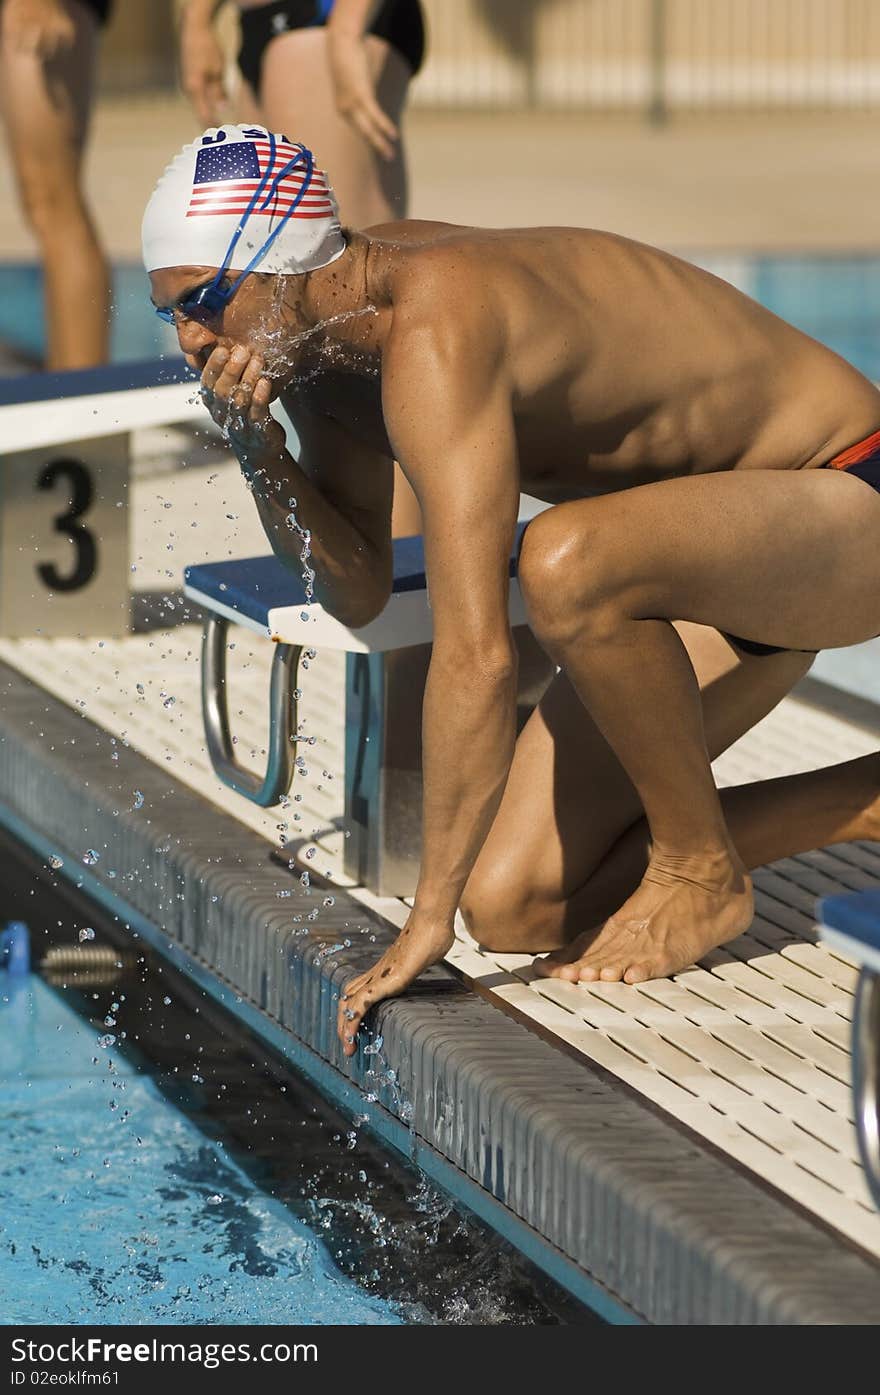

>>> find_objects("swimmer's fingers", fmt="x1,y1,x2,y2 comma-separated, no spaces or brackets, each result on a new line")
337,972,375,1058
207,346,253,405
249,376,275,422
228,352,264,410
200,345,230,395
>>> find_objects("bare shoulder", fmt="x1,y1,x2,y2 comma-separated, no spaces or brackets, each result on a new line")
381,261,507,435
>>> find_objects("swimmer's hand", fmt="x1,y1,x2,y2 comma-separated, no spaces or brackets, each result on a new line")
179,6,228,125
3,0,75,57
198,345,286,467
327,24,399,161
336,916,455,1058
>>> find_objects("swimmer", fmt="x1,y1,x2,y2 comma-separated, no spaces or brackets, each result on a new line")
144,126,880,1056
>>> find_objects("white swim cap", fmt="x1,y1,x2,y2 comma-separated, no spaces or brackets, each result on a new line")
142,124,345,277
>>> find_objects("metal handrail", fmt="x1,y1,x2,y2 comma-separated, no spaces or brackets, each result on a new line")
201,615,302,808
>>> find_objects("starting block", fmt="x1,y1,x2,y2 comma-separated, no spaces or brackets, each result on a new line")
184,518,539,896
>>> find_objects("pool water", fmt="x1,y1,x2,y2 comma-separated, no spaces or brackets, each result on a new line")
694,252,880,385
0,845,588,1328
0,264,174,366
1,975,401,1326
0,253,879,381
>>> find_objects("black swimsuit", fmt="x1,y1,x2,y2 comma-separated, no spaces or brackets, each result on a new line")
237,0,425,96
80,0,113,24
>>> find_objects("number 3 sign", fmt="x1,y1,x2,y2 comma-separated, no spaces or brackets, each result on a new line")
0,434,129,637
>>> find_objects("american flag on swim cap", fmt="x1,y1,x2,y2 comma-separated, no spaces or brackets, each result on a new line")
187,135,335,220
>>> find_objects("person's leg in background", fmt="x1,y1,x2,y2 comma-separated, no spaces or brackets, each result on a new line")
0,0,110,369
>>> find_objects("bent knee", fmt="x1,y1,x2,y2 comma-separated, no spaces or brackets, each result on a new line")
15,162,87,239
460,871,556,954
518,507,624,646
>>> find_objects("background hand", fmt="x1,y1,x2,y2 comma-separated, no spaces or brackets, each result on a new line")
327,29,399,161
180,19,228,125
2,0,76,59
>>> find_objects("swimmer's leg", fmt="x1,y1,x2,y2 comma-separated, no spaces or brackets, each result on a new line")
535,750,880,979
510,467,880,982
0,0,110,369
462,624,812,951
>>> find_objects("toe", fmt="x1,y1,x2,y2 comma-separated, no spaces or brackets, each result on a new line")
623,963,651,985
575,962,600,981
598,963,626,982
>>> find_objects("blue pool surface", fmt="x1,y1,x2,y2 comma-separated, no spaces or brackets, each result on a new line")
1,253,880,381
0,264,175,365
0,976,402,1326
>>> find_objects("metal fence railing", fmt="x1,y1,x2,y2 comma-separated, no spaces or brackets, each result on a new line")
413,0,880,116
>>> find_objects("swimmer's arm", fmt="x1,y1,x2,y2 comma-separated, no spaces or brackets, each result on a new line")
385,327,520,931
245,419,394,628
200,346,393,627
273,401,395,626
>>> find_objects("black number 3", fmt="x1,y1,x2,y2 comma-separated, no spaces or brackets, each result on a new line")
36,459,97,592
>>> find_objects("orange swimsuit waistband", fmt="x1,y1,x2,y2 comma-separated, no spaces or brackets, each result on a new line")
829,425,880,469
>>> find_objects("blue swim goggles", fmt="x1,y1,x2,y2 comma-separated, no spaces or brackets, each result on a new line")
155,135,314,326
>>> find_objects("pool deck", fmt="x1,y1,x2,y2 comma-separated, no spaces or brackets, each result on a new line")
3,100,880,259
0,436,879,1322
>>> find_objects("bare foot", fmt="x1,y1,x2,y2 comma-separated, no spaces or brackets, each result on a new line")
534,847,753,985
336,918,454,1058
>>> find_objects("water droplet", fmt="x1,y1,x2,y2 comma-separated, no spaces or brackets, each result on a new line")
363,1036,384,1056
48,854,64,870
323,896,335,907
136,683,145,696
82,849,99,866
132,790,144,810
206,1194,223,1206
103,1015,116,1027
78,927,95,943
162,696,175,710
98,1034,116,1048
163,996,171,1005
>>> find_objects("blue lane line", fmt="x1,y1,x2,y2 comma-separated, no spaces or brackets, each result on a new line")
0,795,640,1326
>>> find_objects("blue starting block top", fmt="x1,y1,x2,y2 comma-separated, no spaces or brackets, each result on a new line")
184,533,434,630
818,888,880,975
184,522,530,636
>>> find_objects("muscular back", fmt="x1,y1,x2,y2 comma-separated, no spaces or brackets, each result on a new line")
367,221,880,497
